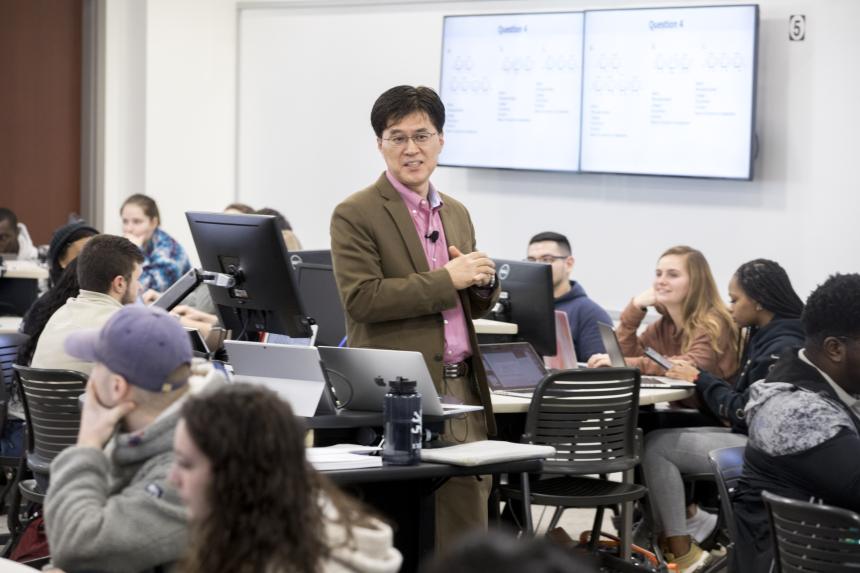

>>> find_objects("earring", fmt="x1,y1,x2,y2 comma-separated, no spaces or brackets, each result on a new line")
756,304,763,311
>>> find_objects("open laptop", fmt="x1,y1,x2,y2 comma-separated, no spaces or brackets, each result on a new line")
316,346,483,417
224,340,330,417
596,322,695,390
543,311,579,370
480,342,550,398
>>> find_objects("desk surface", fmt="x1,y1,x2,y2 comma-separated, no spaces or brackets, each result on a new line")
324,458,543,486
473,318,517,335
490,386,694,414
1,261,48,280
0,316,23,334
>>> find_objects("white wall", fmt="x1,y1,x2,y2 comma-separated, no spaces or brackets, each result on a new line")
101,0,237,263
102,0,860,310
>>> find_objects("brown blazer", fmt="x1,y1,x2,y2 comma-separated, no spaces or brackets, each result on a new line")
330,172,500,435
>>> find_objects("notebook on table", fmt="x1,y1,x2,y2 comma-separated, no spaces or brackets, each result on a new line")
479,342,551,398
596,322,695,390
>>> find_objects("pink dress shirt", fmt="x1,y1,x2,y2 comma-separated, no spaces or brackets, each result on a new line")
387,171,472,364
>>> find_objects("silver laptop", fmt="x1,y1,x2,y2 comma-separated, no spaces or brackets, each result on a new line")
224,340,328,417
480,342,550,398
596,322,694,389
317,346,484,416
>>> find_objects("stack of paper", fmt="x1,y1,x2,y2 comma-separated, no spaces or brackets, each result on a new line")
306,444,383,471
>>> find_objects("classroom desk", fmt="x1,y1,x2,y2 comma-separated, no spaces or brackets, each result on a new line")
325,458,544,572
0,316,23,334
490,385,695,414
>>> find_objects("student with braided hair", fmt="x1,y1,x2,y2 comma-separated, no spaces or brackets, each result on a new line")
641,259,805,571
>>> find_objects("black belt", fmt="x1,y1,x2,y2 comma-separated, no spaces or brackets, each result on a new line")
443,361,469,378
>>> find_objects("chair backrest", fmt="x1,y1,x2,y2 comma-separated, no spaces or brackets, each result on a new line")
523,367,641,475
13,365,88,468
762,490,860,572
708,445,745,543
0,332,30,425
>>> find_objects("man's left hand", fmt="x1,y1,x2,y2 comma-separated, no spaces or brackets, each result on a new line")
77,380,136,450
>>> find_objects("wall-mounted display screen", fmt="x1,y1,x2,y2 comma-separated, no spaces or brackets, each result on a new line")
580,5,758,179
439,12,584,172
438,4,759,180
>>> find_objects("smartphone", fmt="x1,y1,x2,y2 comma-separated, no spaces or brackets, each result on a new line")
644,347,674,370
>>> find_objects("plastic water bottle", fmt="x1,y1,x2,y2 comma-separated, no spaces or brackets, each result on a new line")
382,377,422,466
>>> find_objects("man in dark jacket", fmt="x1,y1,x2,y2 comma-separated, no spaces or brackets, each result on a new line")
526,231,611,362
732,273,860,573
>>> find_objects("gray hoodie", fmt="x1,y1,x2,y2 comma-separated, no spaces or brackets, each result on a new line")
45,364,225,573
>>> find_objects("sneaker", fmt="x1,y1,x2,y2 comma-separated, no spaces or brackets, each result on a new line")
686,506,718,544
665,543,718,573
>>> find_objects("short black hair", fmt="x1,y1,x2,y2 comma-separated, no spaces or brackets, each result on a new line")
370,85,445,137
0,208,18,227
734,259,804,320
77,235,145,294
528,231,571,256
802,273,860,346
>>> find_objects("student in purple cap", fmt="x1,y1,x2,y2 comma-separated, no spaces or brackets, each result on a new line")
43,305,224,573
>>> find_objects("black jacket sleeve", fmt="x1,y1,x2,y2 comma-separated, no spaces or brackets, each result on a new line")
696,371,750,432
696,349,780,433
777,427,860,513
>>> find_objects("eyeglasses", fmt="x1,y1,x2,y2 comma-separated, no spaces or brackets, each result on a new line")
382,132,438,147
526,255,568,264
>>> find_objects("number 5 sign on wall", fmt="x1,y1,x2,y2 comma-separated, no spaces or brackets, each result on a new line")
789,15,806,41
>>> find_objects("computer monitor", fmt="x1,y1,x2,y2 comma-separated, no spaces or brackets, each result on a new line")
288,249,332,270
294,262,346,347
185,211,312,339
491,259,556,356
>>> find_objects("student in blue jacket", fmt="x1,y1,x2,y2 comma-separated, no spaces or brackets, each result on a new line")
526,231,612,362
643,259,805,572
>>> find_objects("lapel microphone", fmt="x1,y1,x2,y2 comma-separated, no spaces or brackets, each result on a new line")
424,230,440,243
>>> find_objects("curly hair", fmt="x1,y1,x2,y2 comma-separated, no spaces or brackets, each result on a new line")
802,273,860,346
734,259,804,320
659,246,738,356
17,259,81,365
177,384,370,573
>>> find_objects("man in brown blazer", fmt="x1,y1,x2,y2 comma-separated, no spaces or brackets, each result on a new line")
330,85,500,551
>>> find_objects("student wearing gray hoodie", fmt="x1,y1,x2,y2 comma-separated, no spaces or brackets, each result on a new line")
44,305,224,573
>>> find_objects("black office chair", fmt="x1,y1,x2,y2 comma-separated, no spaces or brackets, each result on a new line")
0,334,29,523
12,365,88,503
498,368,648,557
762,490,860,572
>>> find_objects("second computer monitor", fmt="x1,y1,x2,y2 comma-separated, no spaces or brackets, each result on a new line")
294,262,346,347
493,258,556,357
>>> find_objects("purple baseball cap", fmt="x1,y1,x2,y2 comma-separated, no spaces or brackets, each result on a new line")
65,305,193,393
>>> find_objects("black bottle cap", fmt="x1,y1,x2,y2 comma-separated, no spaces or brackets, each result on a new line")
389,377,418,394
